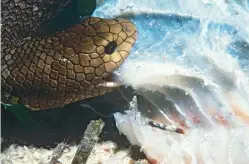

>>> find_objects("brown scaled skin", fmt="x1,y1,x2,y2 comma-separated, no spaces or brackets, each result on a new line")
1,17,137,110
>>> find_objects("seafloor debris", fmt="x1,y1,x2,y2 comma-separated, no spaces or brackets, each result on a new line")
0,144,76,164
1,117,150,164
49,143,68,164
72,119,105,164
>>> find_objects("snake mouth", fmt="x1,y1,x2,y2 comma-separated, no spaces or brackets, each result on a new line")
98,72,123,88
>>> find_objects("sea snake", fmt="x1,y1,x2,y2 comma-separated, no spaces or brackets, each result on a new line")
1,0,137,110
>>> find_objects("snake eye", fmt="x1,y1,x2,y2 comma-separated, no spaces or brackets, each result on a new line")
105,41,117,54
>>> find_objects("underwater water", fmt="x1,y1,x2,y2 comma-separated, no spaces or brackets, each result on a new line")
93,0,249,163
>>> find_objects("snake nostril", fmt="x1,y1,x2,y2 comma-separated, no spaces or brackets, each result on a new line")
105,41,117,55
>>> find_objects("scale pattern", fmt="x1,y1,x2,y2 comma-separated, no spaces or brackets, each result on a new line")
1,0,137,110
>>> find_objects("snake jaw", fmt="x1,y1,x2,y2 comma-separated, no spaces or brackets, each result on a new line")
98,71,124,88
97,81,122,88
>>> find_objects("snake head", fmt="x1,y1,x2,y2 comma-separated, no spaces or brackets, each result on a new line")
82,17,137,79
52,17,138,102
86,17,137,73
62,17,137,98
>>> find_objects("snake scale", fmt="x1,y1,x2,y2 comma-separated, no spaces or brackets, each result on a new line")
1,0,137,110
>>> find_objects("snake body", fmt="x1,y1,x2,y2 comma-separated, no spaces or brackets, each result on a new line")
1,0,137,110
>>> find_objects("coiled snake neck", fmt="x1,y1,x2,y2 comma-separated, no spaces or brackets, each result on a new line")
1,0,137,110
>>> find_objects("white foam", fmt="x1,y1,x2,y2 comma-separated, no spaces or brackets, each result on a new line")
93,0,249,163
